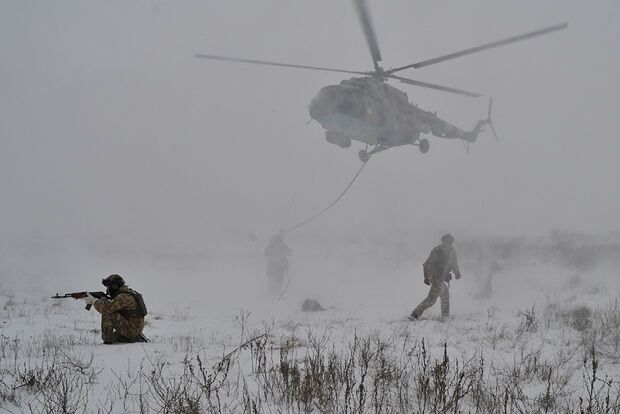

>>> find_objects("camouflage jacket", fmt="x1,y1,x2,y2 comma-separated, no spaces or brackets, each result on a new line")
93,286,144,320
424,245,460,280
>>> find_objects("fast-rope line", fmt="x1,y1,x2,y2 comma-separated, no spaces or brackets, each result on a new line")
285,157,370,233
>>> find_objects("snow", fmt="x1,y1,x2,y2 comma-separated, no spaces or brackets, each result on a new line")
1,231,619,412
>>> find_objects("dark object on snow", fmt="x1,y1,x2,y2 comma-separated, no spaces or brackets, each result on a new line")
302,298,326,312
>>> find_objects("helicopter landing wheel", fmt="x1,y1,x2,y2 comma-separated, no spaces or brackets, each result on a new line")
358,149,370,163
418,138,430,154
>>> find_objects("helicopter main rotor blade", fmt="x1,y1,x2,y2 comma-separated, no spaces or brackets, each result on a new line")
389,75,482,97
352,0,383,71
195,54,369,76
387,22,568,74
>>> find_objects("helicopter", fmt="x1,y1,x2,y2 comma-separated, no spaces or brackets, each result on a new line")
196,0,566,162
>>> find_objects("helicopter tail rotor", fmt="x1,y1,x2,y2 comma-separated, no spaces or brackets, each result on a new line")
463,97,499,143
486,97,500,141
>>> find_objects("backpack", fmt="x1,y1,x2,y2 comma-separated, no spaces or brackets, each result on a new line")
130,289,148,317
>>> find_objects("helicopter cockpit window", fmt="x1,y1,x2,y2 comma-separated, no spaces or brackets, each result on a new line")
337,89,365,118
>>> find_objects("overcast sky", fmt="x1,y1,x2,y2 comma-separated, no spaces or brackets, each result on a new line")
1,0,619,251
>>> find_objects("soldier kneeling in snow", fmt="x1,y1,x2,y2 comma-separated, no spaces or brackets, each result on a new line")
82,274,148,344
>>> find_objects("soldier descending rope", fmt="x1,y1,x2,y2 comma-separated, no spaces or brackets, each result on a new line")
265,229,292,297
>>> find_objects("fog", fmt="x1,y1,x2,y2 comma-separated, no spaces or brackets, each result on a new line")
1,1,619,266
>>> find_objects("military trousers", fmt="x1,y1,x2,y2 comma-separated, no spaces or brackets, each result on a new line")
101,312,145,344
413,279,450,319
266,263,288,296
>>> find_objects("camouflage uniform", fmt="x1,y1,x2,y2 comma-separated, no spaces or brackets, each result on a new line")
93,285,145,344
412,244,461,319
265,233,292,295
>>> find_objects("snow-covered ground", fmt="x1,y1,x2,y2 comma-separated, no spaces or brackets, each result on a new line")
1,230,619,412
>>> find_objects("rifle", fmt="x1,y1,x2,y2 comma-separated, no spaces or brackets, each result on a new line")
51,291,109,310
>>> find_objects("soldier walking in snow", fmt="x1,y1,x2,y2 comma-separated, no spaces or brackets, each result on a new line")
409,234,462,321
265,229,292,297
82,274,148,344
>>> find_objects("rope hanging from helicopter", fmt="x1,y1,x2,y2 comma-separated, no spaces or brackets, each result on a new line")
284,151,372,233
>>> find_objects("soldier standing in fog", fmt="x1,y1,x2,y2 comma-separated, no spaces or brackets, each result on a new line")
409,234,462,321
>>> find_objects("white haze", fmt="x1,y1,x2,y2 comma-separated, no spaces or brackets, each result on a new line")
0,2,619,299
1,4,620,411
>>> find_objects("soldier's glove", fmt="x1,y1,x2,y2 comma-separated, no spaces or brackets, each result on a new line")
424,278,431,286
82,293,98,306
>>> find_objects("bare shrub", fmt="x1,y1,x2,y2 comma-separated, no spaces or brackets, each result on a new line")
595,300,620,362
2,299,620,413
579,345,620,414
9,341,101,413
544,301,593,334
571,306,593,332
147,358,203,414
482,321,510,350
517,306,539,337
168,332,206,354
547,229,607,272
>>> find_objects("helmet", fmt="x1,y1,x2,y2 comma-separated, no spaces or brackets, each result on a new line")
441,234,455,244
102,274,125,287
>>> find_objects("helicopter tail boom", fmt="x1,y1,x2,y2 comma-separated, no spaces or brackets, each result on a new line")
428,118,484,142
462,119,487,143
452,97,497,142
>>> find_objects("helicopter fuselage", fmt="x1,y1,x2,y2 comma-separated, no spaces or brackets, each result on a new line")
309,77,478,150
197,8,565,160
